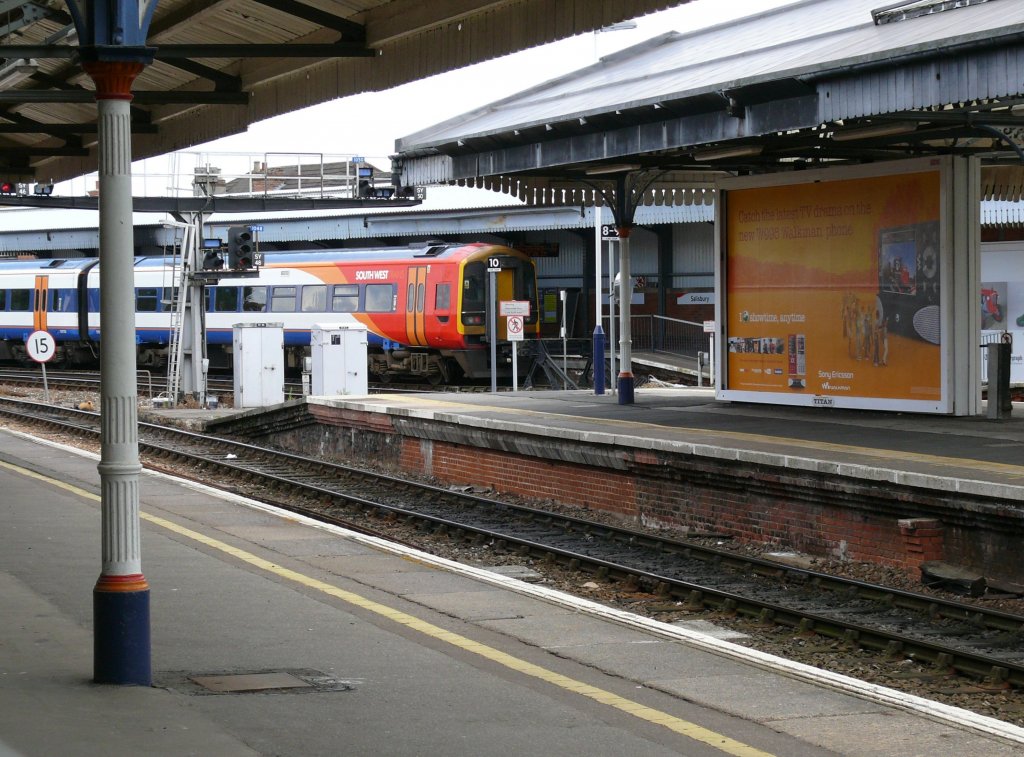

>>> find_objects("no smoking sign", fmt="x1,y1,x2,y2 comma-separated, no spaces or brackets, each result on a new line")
506,315,524,341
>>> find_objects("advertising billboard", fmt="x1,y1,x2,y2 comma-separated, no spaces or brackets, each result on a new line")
720,163,947,412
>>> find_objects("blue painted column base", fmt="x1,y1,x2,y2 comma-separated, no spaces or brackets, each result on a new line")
94,575,151,685
617,373,635,404
593,326,605,395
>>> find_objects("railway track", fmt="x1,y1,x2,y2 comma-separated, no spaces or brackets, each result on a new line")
0,367,501,400
2,394,1023,695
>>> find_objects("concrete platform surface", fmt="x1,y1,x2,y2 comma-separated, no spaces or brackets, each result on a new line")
2,428,1023,756
303,388,1024,500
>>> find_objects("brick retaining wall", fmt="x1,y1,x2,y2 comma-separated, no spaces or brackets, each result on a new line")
213,402,1024,583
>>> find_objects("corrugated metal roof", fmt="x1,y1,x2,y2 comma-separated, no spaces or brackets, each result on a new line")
398,0,1023,151
0,185,712,253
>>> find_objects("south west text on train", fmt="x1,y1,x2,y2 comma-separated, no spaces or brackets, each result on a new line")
0,241,540,384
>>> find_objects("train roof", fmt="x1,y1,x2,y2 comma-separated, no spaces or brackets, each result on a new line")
257,242,521,266
1,241,528,272
0,257,96,272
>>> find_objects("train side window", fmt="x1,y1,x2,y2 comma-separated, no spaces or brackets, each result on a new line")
0,289,6,309
331,284,358,312
407,283,414,312
136,287,160,312
435,283,450,311
364,283,395,312
270,286,297,312
87,288,100,312
10,288,30,311
213,286,239,312
52,289,78,312
416,282,425,312
301,284,327,312
242,286,266,312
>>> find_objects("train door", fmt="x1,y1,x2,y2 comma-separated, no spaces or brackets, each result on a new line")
33,275,48,332
494,268,519,340
405,266,428,346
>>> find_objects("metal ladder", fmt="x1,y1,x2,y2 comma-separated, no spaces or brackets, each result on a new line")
165,223,196,405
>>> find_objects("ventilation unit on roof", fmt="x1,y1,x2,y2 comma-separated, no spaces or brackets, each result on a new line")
410,239,449,257
872,0,992,25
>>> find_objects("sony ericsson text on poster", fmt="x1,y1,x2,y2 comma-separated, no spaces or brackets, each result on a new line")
736,202,874,242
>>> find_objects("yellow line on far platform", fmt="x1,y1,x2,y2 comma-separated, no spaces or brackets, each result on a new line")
360,395,1024,480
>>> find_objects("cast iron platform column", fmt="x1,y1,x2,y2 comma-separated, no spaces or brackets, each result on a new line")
84,59,150,686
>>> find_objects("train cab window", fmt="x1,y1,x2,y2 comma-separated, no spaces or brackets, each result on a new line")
435,283,451,311
9,288,30,311
51,289,78,312
270,286,297,312
242,286,267,312
301,284,327,312
136,287,160,312
331,284,358,312
364,283,395,312
212,287,239,312
461,263,486,325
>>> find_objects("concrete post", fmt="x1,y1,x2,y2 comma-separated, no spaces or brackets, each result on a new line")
83,60,151,686
987,341,1012,419
593,209,605,395
617,226,634,404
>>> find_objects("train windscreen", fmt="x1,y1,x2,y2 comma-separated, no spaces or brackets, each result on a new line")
461,257,538,326
462,262,487,325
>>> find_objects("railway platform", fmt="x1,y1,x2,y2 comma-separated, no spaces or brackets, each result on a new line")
300,387,1024,493
3,427,1024,756
202,387,1024,586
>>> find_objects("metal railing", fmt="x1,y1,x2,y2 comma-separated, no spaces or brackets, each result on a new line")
617,314,707,357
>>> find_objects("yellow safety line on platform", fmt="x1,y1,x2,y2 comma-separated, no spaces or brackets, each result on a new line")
368,396,1024,480
2,458,774,757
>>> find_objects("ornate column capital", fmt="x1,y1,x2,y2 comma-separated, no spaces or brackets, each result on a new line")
82,60,145,100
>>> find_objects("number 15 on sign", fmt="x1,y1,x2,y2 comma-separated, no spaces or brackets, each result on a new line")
26,330,55,403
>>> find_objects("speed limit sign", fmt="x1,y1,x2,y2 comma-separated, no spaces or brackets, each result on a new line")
26,330,56,363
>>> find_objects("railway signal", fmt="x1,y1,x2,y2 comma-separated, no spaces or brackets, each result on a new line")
227,226,253,270
200,237,225,271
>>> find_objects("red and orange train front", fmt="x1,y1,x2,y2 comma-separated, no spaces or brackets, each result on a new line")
294,241,538,382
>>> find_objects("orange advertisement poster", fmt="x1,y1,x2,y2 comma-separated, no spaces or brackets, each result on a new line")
724,170,941,406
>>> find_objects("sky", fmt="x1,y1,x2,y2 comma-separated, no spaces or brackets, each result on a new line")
199,0,796,159
51,0,797,198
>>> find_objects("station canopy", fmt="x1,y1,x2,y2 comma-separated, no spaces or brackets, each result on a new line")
0,0,685,185
393,0,1024,208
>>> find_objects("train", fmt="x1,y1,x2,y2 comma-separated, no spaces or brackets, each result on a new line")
0,241,540,383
